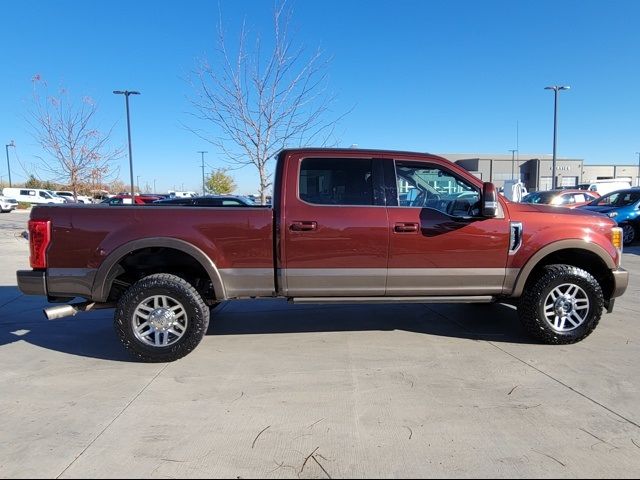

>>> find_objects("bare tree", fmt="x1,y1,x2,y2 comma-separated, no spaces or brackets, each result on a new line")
189,1,350,204
28,76,123,200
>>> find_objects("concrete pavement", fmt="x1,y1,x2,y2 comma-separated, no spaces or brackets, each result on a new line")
1,208,639,478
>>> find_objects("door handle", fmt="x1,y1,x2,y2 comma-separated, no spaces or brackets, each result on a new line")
290,221,318,232
394,222,419,233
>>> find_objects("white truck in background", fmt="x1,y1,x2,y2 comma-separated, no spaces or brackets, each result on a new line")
2,188,66,205
577,179,632,196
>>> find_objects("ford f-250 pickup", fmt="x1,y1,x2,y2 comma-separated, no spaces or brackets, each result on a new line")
17,148,629,362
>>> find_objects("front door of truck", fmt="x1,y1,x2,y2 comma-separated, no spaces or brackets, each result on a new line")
281,153,389,296
385,159,510,296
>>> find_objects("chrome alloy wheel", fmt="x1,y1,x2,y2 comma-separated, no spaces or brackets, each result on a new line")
543,283,590,332
132,295,188,347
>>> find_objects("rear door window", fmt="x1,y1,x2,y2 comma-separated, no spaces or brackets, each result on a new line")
299,158,374,206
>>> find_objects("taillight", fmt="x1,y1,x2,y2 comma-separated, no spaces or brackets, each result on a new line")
28,219,51,269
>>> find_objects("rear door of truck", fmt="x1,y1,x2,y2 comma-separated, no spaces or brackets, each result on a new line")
280,151,389,296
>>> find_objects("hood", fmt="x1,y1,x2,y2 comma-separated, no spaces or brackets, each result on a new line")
508,202,608,218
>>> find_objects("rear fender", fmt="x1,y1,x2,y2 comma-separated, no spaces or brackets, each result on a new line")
91,237,226,302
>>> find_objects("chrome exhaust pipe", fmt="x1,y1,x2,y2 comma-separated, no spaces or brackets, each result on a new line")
43,301,115,320
43,304,84,320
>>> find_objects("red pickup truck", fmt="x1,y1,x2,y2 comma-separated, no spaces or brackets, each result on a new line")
17,149,629,362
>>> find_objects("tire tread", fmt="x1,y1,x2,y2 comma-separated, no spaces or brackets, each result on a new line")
114,273,210,362
518,264,603,345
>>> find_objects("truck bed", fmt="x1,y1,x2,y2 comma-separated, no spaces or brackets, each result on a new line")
33,204,275,300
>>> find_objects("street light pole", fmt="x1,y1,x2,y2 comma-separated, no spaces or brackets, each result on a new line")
113,90,140,202
508,149,518,181
5,141,15,187
198,151,208,196
545,85,570,189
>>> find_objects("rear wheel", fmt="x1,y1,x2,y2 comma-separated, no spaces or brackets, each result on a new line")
518,265,603,344
621,223,636,245
114,273,210,362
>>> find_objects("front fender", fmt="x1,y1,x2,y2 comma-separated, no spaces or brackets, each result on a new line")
508,238,617,298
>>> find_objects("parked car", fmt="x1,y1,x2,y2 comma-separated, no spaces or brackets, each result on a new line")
54,191,93,204
577,179,632,196
101,195,160,205
152,195,256,207
579,188,640,245
0,195,18,213
2,187,65,205
521,189,600,208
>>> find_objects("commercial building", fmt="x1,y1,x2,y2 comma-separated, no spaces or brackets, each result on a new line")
438,153,640,191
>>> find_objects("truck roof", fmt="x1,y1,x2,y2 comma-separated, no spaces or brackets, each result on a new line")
279,147,439,158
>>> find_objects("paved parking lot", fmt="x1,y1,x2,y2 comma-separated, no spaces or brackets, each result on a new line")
1,208,639,478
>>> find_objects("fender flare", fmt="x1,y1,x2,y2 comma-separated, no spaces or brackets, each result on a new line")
510,239,616,297
91,237,226,302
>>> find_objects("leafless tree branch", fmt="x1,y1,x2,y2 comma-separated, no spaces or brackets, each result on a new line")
187,0,350,204
27,77,124,199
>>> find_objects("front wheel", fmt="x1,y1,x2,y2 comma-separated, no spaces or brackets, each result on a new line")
518,265,603,344
114,273,210,362
621,223,636,245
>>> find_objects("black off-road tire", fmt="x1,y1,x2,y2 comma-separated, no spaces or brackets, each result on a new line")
518,264,604,345
114,273,210,362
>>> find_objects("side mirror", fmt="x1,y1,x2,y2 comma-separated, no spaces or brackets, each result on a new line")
482,182,498,217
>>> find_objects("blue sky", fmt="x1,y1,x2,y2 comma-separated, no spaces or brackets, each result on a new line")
1,0,639,194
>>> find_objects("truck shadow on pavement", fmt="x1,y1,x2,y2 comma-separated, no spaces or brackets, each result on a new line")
210,300,535,344
0,287,537,363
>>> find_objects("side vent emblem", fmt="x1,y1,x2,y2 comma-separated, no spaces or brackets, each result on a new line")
510,222,523,254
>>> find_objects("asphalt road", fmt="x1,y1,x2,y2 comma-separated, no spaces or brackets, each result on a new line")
1,208,639,478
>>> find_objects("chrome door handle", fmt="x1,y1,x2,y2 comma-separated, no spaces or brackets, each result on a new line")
290,221,318,232
394,222,419,233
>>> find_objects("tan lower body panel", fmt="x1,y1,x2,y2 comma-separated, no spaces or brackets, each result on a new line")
220,268,520,298
386,268,510,296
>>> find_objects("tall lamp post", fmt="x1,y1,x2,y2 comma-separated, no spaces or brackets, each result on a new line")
198,151,208,196
544,85,570,189
5,141,15,187
508,149,518,181
113,90,140,202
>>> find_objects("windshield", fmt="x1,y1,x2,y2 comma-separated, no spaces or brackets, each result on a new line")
522,191,558,204
591,190,640,207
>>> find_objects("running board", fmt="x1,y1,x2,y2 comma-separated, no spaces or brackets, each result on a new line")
290,296,494,305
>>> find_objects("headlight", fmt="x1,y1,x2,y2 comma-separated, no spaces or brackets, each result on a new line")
607,212,618,218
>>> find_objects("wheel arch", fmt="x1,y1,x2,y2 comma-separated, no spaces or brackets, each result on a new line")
510,240,616,299
91,237,226,302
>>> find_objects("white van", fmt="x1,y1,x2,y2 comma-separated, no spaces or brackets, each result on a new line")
2,187,66,205
168,190,198,198
577,179,632,196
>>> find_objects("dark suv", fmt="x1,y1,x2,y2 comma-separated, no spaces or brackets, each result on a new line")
152,195,256,207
